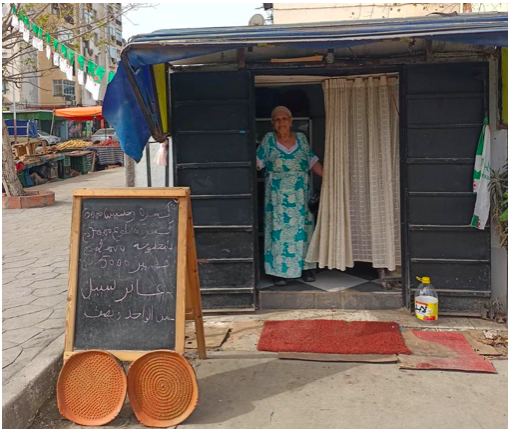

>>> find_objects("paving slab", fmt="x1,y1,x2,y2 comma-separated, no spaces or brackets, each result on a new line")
2,327,45,345
2,309,53,331
2,304,48,319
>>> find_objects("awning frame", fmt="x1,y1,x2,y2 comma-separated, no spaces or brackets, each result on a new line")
104,12,508,162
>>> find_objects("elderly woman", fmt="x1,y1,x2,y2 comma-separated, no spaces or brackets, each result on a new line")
256,106,324,286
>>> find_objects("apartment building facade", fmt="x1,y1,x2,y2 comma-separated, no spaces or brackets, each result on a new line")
3,3,123,112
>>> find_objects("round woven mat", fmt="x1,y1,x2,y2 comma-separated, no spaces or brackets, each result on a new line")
128,350,198,427
57,350,127,426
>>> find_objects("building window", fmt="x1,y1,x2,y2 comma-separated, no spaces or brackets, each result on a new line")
83,8,97,24
53,80,75,97
2,81,8,94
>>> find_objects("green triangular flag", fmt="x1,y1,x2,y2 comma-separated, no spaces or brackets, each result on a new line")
87,60,96,76
38,27,43,38
94,65,105,82
60,44,68,59
12,5,16,14
107,71,115,84
32,23,39,35
53,39,59,50
77,55,85,71
46,33,51,44
68,49,75,65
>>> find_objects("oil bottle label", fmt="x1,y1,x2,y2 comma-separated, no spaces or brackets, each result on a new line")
415,298,438,321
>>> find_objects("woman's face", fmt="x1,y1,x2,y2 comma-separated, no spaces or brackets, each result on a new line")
272,111,292,135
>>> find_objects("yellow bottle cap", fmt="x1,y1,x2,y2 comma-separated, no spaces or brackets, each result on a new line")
416,276,431,284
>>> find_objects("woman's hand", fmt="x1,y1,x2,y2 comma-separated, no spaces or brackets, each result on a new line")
312,161,324,177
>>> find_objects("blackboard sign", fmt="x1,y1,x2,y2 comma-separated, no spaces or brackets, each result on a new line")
64,188,206,362
74,198,179,351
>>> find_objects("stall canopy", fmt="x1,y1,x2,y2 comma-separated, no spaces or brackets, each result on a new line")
103,12,508,162
3,110,63,121
54,106,103,121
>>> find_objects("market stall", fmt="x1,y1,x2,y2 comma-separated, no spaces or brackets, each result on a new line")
54,106,125,168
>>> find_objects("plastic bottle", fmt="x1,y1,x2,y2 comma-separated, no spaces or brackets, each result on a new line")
414,276,439,321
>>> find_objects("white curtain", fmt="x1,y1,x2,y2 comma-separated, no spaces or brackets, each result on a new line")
306,75,401,271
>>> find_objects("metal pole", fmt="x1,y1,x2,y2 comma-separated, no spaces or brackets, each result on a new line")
50,110,55,135
13,93,17,144
11,51,18,144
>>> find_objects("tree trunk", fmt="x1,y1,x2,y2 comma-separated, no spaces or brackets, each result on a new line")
2,119,26,196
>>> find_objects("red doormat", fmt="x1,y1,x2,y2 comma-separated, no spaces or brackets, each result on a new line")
398,331,497,373
257,320,412,355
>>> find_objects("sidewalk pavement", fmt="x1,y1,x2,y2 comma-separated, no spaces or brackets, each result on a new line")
2,167,125,385
30,310,508,429
30,353,507,429
2,168,125,429
2,166,508,429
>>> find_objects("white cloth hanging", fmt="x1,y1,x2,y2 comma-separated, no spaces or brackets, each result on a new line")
306,75,401,271
53,52,60,67
154,141,168,166
46,45,51,60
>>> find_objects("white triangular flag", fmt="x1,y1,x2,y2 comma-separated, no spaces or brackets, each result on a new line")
32,36,38,49
23,27,30,43
85,74,94,93
46,45,51,60
53,52,60,66
91,80,101,101
38,38,44,51
19,21,25,33
78,69,85,85
66,62,73,81
60,57,67,73
12,15,19,30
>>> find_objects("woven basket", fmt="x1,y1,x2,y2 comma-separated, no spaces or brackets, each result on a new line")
128,350,199,427
57,350,127,426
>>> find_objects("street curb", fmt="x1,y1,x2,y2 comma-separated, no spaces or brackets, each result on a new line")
2,333,64,429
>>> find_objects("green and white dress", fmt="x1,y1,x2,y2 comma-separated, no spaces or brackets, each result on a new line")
256,132,318,278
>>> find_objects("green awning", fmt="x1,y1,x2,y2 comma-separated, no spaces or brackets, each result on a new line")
2,111,63,121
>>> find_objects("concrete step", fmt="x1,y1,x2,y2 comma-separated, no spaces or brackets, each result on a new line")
259,290,403,310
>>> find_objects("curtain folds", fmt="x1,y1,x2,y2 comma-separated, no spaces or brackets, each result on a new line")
306,75,401,271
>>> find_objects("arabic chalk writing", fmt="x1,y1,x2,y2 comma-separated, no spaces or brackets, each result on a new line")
74,197,179,351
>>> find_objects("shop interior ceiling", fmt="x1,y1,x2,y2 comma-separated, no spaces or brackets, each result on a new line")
103,12,507,162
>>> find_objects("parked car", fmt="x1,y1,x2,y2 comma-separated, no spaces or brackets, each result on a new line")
38,131,61,145
91,128,118,143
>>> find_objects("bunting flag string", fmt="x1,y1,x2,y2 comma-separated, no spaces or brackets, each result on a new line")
9,4,118,96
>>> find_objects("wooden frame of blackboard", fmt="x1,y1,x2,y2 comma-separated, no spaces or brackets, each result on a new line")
63,187,206,362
